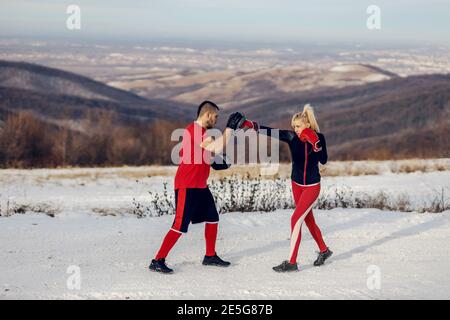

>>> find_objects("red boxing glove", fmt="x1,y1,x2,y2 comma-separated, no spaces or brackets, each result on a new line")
240,119,259,132
298,128,322,152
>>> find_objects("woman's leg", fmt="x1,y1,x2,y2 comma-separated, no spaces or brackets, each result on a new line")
289,182,303,264
304,210,327,253
289,183,321,264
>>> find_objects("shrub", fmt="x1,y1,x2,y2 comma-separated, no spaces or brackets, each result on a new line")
130,177,449,217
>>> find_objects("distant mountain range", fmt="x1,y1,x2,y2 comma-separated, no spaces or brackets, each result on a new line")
1,60,448,160
227,73,450,159
109,63,398,109
0,60,193,128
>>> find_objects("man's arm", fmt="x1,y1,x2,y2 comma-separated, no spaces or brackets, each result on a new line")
200,112,244,153
200,128,234,154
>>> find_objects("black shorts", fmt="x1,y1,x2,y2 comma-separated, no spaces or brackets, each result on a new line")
171,187,219,233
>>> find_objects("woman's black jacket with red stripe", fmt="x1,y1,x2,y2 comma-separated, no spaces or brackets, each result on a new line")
259,125,328,185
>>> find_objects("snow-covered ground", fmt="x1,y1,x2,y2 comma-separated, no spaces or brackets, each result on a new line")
1,168,449,215
0,166,449,299
1,208,449,299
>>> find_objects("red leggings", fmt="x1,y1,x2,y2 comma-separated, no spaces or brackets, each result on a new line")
289,182,327,264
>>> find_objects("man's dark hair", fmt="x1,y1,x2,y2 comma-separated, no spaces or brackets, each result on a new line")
197,100,220,118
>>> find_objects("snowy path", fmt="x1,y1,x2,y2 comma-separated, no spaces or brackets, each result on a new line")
1,209,449,299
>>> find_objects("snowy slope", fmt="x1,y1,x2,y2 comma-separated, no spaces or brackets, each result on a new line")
1,208,449,299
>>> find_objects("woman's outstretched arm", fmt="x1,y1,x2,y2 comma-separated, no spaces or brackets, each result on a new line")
237,116,295,143
258,125,296,143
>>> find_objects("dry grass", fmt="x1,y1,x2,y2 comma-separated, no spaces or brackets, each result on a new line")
0,166,178,184
0,159,448,185
210,159,450,178
42,166,178,181
321,158,450,177
0,200,60,217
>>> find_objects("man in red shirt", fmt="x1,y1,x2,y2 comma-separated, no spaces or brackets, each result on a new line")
149,101,244,274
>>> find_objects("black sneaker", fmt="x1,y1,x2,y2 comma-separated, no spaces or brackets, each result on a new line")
202,253,231,267
273,260,298,272
314,248,333,266
149,258,174,274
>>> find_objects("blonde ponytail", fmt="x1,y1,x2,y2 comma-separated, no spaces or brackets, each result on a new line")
291,104,320,132
302,104,320,132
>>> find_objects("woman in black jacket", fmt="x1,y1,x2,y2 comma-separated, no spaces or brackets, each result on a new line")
241,104,333,272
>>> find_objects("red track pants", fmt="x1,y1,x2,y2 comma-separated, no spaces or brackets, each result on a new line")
289,181,327,264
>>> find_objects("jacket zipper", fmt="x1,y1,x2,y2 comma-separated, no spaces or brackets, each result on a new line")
303,142,308,184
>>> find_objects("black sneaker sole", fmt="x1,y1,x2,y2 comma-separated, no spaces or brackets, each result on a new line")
272,268,299,273
202,262,231,267
149,267,174,274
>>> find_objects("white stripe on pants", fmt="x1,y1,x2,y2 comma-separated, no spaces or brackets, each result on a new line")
289,202,316,262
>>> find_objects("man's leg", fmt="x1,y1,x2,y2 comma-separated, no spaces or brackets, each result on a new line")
201,188,230,267
152,189,188,262
205,222,218,257
155,229,182,260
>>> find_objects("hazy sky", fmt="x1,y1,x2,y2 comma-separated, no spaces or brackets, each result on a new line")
1,0,449,45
